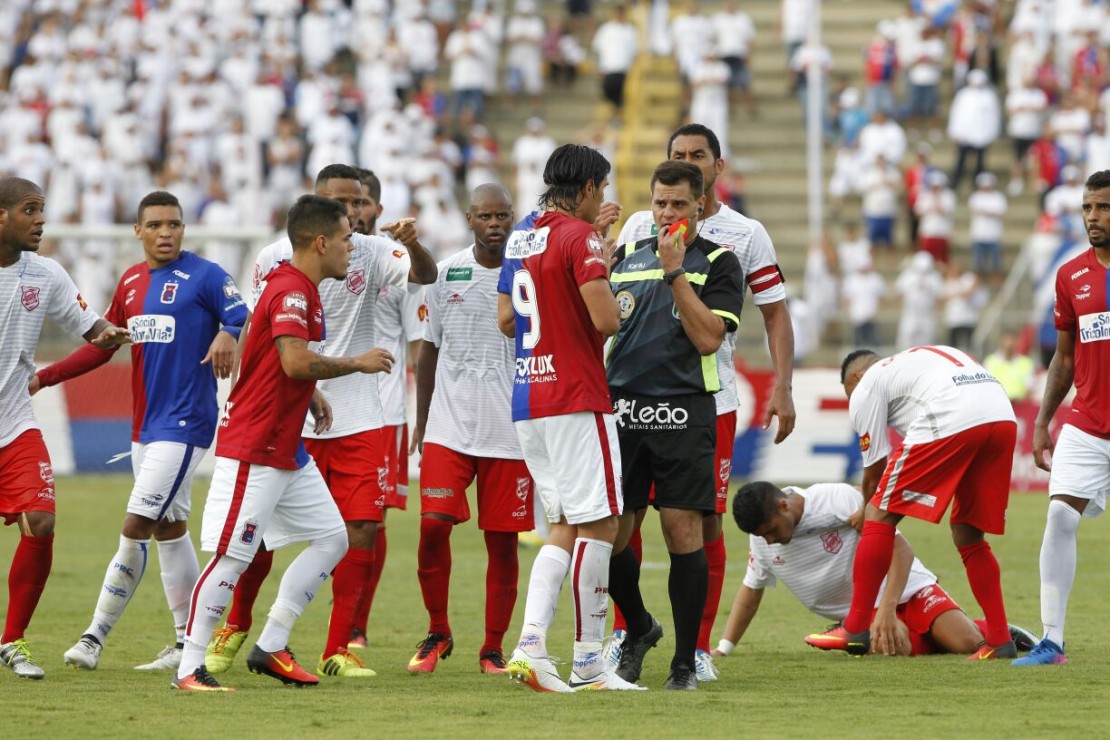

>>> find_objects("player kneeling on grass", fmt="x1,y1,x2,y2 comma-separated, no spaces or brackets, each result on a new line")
712,482,1036,658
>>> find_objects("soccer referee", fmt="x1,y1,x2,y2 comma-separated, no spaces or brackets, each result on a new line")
605,160,744,690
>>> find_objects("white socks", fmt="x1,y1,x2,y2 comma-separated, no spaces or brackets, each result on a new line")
156,532,200,644
1040,499,1082,646
570,538,612,679
178,554,251,679
85,535,149,644
517,544,570,658
255,531,348,653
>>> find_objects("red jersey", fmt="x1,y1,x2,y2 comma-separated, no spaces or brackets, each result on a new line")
499,210,611,421
1053,248,1110,438
216,263,324,468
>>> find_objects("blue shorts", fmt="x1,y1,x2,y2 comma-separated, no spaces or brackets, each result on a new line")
866,216,895,246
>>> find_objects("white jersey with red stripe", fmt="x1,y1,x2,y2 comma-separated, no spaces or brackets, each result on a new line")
246,233,410,438
617,204,785,414
849,346,1017,468
375,283,426,426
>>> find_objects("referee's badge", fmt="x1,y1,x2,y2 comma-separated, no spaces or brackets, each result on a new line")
616,290,635,320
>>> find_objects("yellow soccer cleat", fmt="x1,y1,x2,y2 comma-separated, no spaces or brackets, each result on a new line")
205,626,248,674
318,648,377,678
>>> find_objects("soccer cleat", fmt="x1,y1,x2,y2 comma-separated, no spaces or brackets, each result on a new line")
517,531,545,548
246,645,319,686
569,668,648,691
1,639,45,680
663,667,699,690
407,632,453,674
615,616,663,683
804,624,871,655
135,646,182,671
205,626,248,674
63,635,102,671
602,629,625,672
506,651,573,693
1012,638,1067,666
171,666,234,692
479,650,508,674
347,630,368,651
317,648,377,678
967,640,1018,661
1009,624,1038,653
694,649,719,682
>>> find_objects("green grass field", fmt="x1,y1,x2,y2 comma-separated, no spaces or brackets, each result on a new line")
2,476,1109,739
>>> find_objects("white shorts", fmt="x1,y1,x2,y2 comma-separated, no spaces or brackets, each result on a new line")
127,442,206,523
200,456,346,560
514,411,623,526
1048,424,1110,518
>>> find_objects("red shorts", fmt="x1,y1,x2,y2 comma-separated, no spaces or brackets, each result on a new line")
419,443,534,532
918,236,949,264
889,582,963,656
304,430,386,523
381,424,409,510
714,411,737,514
871,420,1016,534
0,430,56,525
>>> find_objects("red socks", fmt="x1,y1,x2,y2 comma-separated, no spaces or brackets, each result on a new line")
324,546,376,657
611,526,643,633
225,548,273,633
482,531,519,654
844,521,896,634
958,541,1010,646
356,525,387,634
3,534,53,643
697,531,726,651
417,518,454,635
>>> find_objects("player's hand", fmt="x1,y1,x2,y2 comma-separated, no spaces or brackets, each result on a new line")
870,607,901,657
1032,422,1054,472
657,225,686,274
91,325,131,349
848,505,865,532
381,218,419,248
594,201,622,237
358,348,395,374
410,425,425,455
28,375,41,396
201,331,237,379
310,391,333,434
763,385,796,444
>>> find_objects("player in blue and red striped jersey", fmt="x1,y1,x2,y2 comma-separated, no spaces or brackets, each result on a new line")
34,191,247,673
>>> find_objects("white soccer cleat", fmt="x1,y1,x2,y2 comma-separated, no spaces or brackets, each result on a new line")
63,636,102,671
3,640,46,679
135,646,182,671
506,651,573,693
602,630,625,672
694,649,719,682
569,668,648,691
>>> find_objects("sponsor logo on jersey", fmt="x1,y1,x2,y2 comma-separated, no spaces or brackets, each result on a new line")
820,530,844,555
346,269,367,295
447,292,464,305
173,269,191,280
1078,312,1110,343
127,314,176,343
859,433,871,452
772,554,785,566
515,354,557,384
446,267,473,281
504,227,551,259
284,292,308,312
1071,267,1089,280
612,398,689,430
1076,284,1092,300
160,281,179,304
219,401,234,427
313,308,323,325
392,250,404,259
422,487,453,499
616,290,635,320
241,521,258,544
124,273,141,286
125,288,137,305
20,286,40,311
950,370,1001,387
223,275,240,298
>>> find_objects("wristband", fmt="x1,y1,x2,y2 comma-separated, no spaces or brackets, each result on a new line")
663,267,686,285
717,638,735,656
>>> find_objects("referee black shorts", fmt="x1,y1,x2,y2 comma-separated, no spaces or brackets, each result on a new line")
611,389,717,513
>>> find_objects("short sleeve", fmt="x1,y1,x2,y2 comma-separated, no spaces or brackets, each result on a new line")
247,243,281,312
568,224,609,287
208,267,248,338
745,221,786,305
742,541,776,590
402,284,426,341
848,379,893,467
268,282,312,340
380,242,410,288
700,247,745,333
814,483,865,526
1053,267,1075,333
425,280,443,347
45,260,100,338
498,260,513,295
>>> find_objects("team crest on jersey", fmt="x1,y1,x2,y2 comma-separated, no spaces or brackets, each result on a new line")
417,303,428,322
240,521,258,544
160,281,179,304
76,292,88,310
516,477,531,502
223,275,240,298
859,433,871,452
20,286,40,311
820,530,844,555
346,269,367,295
616,290,635,320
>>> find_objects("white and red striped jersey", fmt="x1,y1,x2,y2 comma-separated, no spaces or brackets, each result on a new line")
375,283,425,427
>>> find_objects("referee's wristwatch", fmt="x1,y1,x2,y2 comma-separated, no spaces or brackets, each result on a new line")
663,267,686,285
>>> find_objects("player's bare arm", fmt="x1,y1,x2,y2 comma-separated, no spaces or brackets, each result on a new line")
274,335,394,380
658,228,726,355
758,299,797,443
309,389,333,434
84,318,131,349
860,457,887,501
872,534,915,656
411,339,439,454
201,330,238,380
1033,329,1076,472
712,584,764,657
497,293,515,338
382,218,438,285
579,278,621,337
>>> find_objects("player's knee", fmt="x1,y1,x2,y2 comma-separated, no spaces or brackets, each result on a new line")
122,513,159,540
317,529,349,562
950,522,984,548
24,511,55,537
345,519,378,549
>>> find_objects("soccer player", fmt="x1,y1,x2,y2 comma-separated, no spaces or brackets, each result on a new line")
408,184,533,675
204,164,436,679
612,123,794,681
718,481,1037,658
1017,170,1110,667
173,195,394,691
498,144,641,692
811,346,1018,660
0,176,130,680
36,191,247,672
605,161,744,690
